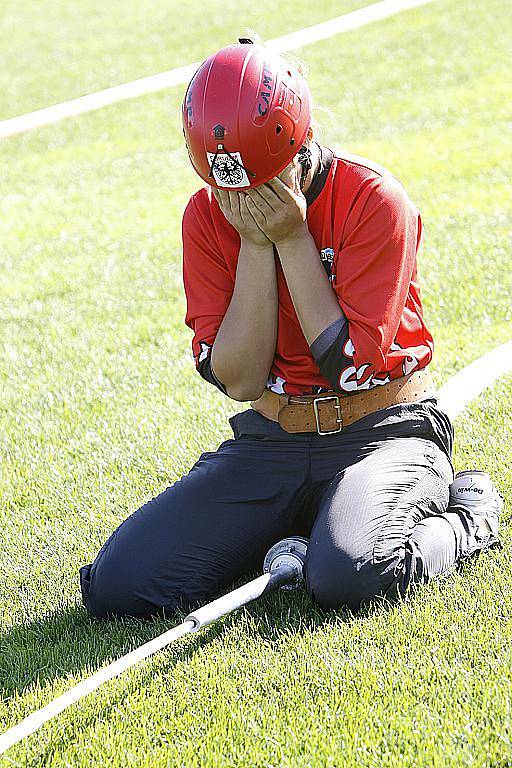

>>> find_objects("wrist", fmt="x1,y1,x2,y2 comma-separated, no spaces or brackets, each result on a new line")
274,225,313,254
239,237,274,255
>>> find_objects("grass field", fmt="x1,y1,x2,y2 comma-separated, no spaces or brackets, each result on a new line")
1,0,512,765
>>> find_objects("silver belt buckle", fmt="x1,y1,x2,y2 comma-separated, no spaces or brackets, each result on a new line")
312,395,343,435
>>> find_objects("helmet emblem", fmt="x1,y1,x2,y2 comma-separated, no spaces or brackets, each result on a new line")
207,147,253,188
213,154,245,186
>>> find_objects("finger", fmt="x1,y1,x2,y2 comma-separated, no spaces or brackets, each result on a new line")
228,190,241,217
244,195,268,230
277,162,298,192
238,194,257,228
246,185,277,212
215,188,228,209
213,187,229,213
278,173,300,197
266,176,297,202
244,189,269,216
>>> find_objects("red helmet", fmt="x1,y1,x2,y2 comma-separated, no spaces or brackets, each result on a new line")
182,41,312,189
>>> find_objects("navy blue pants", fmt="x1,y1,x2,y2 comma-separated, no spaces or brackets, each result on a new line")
80,400,480,619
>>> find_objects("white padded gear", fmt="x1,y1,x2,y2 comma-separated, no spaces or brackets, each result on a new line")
449,470,503,543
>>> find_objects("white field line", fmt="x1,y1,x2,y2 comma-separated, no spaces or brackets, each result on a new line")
0,341,511,756
437,340,512,421
0,0,438,140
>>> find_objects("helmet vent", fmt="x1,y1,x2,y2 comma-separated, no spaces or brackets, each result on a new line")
275,125,282,135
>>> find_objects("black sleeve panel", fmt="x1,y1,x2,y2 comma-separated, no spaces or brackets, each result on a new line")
197,352,228,395
309,316,352,392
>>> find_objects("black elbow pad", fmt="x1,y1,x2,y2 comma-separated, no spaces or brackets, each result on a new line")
197,353,228,395
309,316,352,391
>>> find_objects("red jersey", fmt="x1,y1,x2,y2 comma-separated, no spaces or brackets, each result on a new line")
182,148,434,396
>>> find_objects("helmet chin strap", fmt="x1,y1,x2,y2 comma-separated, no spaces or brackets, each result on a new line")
297,145,313,191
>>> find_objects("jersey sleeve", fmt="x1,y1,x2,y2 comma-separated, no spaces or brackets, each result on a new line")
182,195,233,394
310,176,422,392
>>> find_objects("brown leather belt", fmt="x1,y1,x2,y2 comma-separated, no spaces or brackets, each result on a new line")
250,368,436,435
